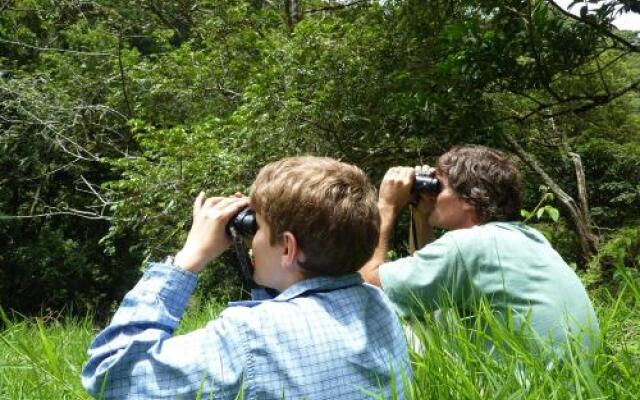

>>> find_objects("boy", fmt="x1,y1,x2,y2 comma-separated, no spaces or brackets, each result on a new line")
82,156,410,399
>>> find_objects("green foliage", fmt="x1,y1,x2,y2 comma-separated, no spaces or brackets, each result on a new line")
521,187,560,223
578,139,640,227
1,0,639,315
587,227,640,288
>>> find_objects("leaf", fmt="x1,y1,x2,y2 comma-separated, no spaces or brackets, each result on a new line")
516,55,535,66
545,206,560,222
536,207,545,220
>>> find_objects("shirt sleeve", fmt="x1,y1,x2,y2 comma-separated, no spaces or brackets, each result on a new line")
378,233,469,317
81,263,247,399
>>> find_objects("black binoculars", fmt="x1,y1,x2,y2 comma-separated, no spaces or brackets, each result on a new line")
412,172,441,195
227,208,258,236
227,172,439,237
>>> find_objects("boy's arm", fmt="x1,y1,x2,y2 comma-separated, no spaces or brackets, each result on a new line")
81,263,247,398
82,193,250,398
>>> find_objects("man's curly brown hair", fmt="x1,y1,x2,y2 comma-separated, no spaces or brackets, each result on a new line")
437,145,522,223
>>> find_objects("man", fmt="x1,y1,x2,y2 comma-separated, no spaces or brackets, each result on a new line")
360,145,599,352
82,156,410,399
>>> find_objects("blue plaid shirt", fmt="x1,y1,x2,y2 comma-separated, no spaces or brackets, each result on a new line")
82,263,410,399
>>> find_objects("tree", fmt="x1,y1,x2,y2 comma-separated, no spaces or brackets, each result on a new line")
1,0,638,316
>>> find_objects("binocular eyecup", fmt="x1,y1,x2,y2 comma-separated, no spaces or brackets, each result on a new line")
227,208,258,237
412,172,441,195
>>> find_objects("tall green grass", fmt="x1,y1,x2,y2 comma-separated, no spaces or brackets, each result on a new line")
0,309,93,399
1,272,638,400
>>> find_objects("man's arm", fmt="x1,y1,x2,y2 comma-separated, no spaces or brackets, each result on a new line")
360,167,415,287
361,166,438,287
360,203,400,287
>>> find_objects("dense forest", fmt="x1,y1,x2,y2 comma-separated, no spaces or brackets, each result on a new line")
1,0,639,320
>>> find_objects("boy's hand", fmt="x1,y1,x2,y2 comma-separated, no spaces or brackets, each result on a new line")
378,166,415,214
174,192,250,274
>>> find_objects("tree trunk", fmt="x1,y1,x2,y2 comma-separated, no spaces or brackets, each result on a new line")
285,0,302,31
503,132,599,264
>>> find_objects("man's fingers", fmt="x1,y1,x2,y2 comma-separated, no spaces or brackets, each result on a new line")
414,165,436,176
384,167,398,178
385,167,413,179
397,167,414,183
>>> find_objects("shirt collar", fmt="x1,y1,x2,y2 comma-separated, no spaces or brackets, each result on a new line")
228,273,363,308
274,273,364,301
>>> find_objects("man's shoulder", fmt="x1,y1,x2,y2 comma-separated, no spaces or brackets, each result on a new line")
432,222,545,261
444,222,540,244
435,224,490,249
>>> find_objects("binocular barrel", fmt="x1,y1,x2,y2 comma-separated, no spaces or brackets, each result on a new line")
227,208,258,236
412,173,441,195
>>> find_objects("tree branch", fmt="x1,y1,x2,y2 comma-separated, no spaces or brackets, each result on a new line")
508,77,640,122
285,0,303,30
0,38,113,57
0,0,12,12
306,0,368,14
503,128,598,261
0,210,112,221
117,34,133,117
547,0,640,53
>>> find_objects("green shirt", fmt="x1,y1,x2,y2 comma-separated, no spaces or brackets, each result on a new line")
379,222,599,351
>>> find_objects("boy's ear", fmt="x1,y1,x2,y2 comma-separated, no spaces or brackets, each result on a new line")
281,231,300,268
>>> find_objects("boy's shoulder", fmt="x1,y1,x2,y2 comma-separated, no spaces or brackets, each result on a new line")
210,277,399,356
218,275,392,326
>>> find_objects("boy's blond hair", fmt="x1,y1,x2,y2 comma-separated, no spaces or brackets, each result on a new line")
250,156,380,276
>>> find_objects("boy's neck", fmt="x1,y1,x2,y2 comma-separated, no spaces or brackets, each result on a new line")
269,269,306,293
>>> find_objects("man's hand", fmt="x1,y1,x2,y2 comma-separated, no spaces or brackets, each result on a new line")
174,192,250,274
378,166,415,213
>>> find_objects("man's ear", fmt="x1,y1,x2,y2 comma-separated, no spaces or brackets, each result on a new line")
281,231,300,268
